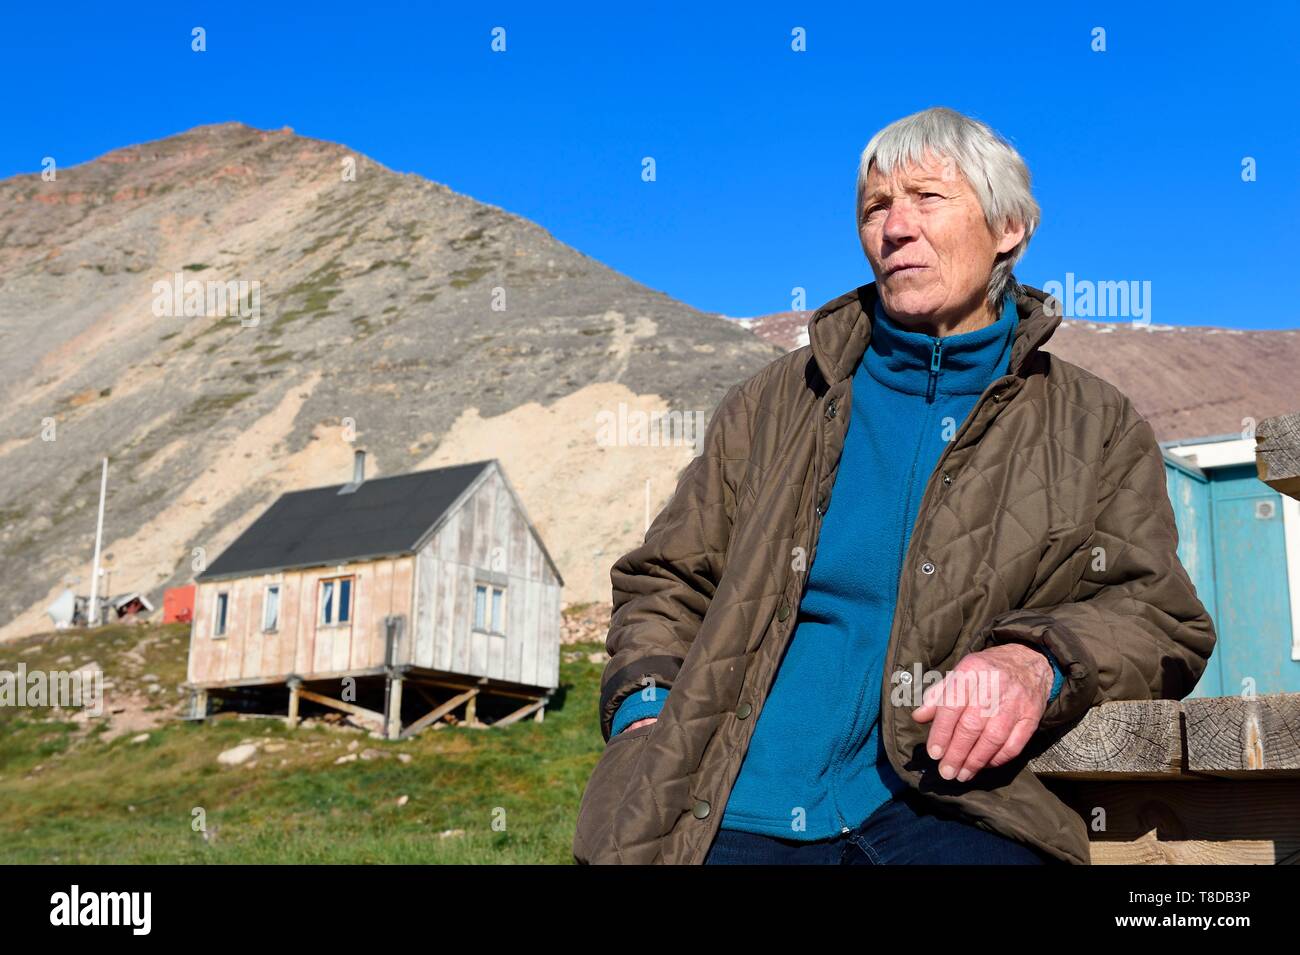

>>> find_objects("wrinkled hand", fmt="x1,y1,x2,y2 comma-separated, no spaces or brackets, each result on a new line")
911,643,1053,783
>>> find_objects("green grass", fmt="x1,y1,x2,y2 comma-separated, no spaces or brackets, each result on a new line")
0,622,605,863
274,259,344,327
449,266,491,289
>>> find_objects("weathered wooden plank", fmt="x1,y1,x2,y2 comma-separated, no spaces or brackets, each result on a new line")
488,629,505,681
1256,411,1300,499
297,571,316,675
1031,699,1184,778
350,567,372,671
330,574,353,674
187,583,208,683
510,507,528,584
543,581,560,688
392,556,415,665
470,628,488,677
470,480,490,569
399,687,479,740
277,576,297,676
492,696,546,728
454,564,474,674
415,546,437,668
434,551,455,672
520,577,539,686
494,474,513,573
1044,777,1300,864
1183,694,1300,774
296,686,385,730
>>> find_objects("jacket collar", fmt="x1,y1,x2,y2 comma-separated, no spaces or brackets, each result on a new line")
807,277,1062,387
863,293,1019,396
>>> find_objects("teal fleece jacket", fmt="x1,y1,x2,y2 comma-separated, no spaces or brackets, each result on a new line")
610,293,1064,838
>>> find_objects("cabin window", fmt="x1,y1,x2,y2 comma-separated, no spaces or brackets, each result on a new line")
262,585,280,632
214,592,229,637
320,576,354,626
474,583,507,635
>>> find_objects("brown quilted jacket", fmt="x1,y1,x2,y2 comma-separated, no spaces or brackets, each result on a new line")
573,279,1217,865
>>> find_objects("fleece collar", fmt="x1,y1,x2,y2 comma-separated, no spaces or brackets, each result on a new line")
861,293,1019,397
807,277,1063,388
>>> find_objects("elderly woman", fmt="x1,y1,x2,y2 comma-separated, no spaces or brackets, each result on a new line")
573,106,1216,865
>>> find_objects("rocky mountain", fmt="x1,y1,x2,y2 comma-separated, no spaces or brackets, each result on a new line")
0,123,781,639
741,308,1300,442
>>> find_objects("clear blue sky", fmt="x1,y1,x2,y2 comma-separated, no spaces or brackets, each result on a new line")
4,1,1297,328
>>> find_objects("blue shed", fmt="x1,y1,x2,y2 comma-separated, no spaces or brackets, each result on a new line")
1161,434,1300,697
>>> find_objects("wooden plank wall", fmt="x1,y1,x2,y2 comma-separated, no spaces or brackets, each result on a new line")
411,467,561,689
188,556,415,686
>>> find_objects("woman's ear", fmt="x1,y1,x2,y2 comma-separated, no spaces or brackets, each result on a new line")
996,218,1026,255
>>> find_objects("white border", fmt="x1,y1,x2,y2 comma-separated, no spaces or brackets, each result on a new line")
1285,497,1300,660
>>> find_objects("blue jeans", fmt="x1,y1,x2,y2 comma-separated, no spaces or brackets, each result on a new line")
704,789,1059,864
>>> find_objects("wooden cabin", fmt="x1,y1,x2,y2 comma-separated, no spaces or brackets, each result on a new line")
1162,433,1300,696
186,453,563,737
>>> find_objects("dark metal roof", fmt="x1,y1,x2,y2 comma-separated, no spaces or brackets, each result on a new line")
197,460,493,581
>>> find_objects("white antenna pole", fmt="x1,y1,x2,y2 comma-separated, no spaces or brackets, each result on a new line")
87,457,108,628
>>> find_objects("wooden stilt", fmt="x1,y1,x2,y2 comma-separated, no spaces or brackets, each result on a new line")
286,679,300,729
385,675,404,740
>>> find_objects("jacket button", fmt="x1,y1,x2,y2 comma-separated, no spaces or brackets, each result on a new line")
941,472,952,485
777,600,791,621
736,701,752,719
692,799,711,819
921,561,936,575
826,400,838,419
898,670,913,684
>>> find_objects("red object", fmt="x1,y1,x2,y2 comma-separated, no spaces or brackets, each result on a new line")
163,584,195,623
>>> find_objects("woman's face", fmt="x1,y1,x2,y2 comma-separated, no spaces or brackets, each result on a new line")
858,151,1023,333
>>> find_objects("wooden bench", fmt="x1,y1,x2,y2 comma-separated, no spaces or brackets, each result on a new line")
1032,694,1300,864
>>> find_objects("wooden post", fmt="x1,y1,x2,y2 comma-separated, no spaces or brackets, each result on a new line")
286,679,301,729
1033,694,1300,864
464,692,476,728
191,688,208,720
385,676,404,740
1256,412,1300,500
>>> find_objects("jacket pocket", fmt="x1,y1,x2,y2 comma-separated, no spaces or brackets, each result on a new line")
572,722,655,864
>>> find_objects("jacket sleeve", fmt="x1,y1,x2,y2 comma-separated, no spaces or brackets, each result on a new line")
971,395,1217,733
597,379,754,742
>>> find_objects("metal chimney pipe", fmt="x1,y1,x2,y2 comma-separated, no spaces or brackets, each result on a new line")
338,448,366,495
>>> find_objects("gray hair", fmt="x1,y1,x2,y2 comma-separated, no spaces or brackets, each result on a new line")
856,106,1040,310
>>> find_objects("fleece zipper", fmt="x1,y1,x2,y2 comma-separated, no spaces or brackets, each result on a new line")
825,334,943,834
877,371,1023,784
